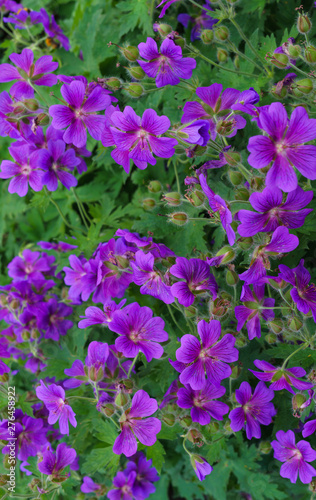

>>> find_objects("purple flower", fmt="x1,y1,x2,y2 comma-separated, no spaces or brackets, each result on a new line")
40,8,70,51
170,257,217,307
109,106,177,172
137,37,196,87
182,84,245,140
199,173,235,245
37,140,80,191
190,454,213,481
78,299,126,328
6,415,47,461
229,381,276,439
38,443,77,477
113,390,161,457
37,298,73,341
235,284,275,340
125,452,159,499
303,420,316,438
247,104,316,192
131,250,174,304
175,319,238,389
63,255,96,302
64,360,86,389
36,380,77,435
178,6,217,41
274,38,297,67
249,360,313,394
81,476,101,494
0,48,58,100
108,303,168,362
177,381,229,425
49,81,111,148
0,145,43,197
3,9,42,30
108,471,136,500
157,0,179,17
278,259,316,321
8,249,50,282
37,240,78,252
237,186,313,236
271,430,316,484
0,1,19,12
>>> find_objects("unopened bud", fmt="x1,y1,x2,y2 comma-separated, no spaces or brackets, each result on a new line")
235,336,247,348
292,393,307,411
102,403,116,417
234,55,240,69
287,44,301,58
201,29,214,44
121,45,139,62
269,319,283,334
35,113,49,126
127,66,145,80
162,413,175,426
10,298,19,310
115,392,129,407
215,26,229,41
228,170,243,185
30,328,40,339
238,237,253,250
187,428,203,445
270,52,289,69
190,189,205,207
143,198,156,210
208,421,219,434
180,416,192,428
224,151,241,167
271,85,287,99
265,333,277,344
288,316,303,332
163,192,181,206
125,82,144,97
259,441,272,454
226,269,239,286
169,212,189,226
105,77,122,90
216,246,235,264
154,23,173,38
184,306,196,318
235,187,250,201
173,36,185,48
148,180,162,193
305,46,316,64
217,49,228,63
293,78,313,94
309,480,316,493
23,98,39,111
297,14,312,34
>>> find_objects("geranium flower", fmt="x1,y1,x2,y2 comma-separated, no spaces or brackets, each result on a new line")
249,359,313,394
177,381,229,425
36,380,77,435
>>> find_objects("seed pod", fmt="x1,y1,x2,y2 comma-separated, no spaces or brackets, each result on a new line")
229,170,243,185
217,49,228,63
305,46,316,64
215,26,229,41
270,53,289,69
293,78,313,94
105,77,122,90
297,14,312,34
201,29,214,44
125,82,144,98
143,198,156,210
226,269,239,286
238,237,253,250
148,180,162,193
169,212,189,226
163,192,181,206
127,66,146,80
121,45,139,62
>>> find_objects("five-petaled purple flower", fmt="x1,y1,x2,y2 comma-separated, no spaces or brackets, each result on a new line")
36,380,77,435
271,430,316,484
49,81,111,148
190,454,213,481
279,259,316,322
235,284,275,340
177,381,229,425
175,319,238,389
38,443,77,478
125,452,159,499
113,390,161,457
247,104,316,192
108,303,168,362
170,257,217,307
81,476,101,494
229,381,276,439
0,145,43,197
37,139,80,191
0,48,58,100
249,359,313,394
137,37,196,88
237,186,313,236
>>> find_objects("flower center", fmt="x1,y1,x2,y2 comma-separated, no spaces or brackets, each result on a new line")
21,164,31,176
199,348,209,359
276,141,287,154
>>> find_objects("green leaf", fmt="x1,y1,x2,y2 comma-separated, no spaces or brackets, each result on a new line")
91,417,118,445
81,446,119,476
146,440,166,473
23,456,41,477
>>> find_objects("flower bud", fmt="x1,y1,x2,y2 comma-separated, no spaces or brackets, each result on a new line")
259,441,272,454
121,45,139,62
293,78,313,94
234,54,240,69
238,237,253,250
163,192,181,206
0,373,9,383
216,118,236,136
287,44,301,58
142,198,156,210
127,66,146,80
211,297,230,317
169,212,189,226
265,333,277,344
23,98,39,111
115,392,129,407
214,246,235,264
224,151,241,167
292,393,306,411
180,415,192,428
226,269,239,286
125,82,144,98
201,29,214,44
217,49,228,63
162,413,175,426
228,170,243,185
101,403,116,417
187,429,203,445
35,113,49,126
305,46,316,64
230,365,241,379
235,187,250,201
270,53,289,69
105,77,122,90
297,14,312,34
184,305,196,318
154,23,173,38
271,84,287,99
288,316,303,332
208,421,220,434
148,180,162,193
215,26,229,41
269,319,283,334
190,189,205,207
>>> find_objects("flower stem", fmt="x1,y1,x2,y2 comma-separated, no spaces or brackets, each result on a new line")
46,188,87,235
194,49,256,78
109,415,120,429
229,17,267,68
289,62,315,79
174,161,181,193
127,353,139,378
281,342,308,370
167,303,187,336
71,187,91,229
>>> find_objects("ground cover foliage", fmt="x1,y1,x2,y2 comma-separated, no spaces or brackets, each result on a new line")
1,0,316,498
